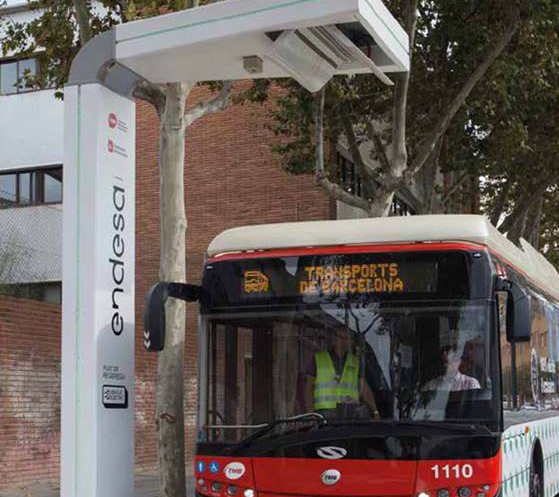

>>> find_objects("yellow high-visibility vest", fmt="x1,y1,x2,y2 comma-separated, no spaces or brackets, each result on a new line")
313,351,359,410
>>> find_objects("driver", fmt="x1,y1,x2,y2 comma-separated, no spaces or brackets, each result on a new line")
424,342,481,391
303,326,378,418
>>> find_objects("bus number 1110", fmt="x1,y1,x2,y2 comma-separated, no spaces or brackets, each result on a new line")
431,464,474,479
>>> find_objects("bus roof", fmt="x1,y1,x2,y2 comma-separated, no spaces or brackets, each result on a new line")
208,215,559,301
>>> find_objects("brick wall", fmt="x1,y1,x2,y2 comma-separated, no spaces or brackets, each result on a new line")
0,296,61,488
0,83,332,490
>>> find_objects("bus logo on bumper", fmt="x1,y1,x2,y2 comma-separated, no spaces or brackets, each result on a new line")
224,462,246,480
321,469,341,485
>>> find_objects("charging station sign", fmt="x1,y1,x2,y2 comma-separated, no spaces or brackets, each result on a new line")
102,385,129,408
62,83,135,497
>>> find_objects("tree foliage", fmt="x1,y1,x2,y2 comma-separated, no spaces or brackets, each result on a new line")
470,2,559,248
248,0,559,246
2,1,114,96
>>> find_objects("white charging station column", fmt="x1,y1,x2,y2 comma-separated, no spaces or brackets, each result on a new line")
62,83,136,497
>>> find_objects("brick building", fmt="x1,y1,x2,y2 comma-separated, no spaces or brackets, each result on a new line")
0,79,334,489
0,2,416,490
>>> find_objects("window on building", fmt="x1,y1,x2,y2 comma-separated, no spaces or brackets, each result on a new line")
0,282,61,304
336,152,414,216
0,56,38,95
337,153,362,197
0,166,63,207
390,196,414,216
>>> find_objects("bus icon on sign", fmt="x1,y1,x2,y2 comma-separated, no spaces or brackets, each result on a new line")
243,271,269,293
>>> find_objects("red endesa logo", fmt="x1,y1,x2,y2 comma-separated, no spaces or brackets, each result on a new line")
108,139,114,153
108,113,118,129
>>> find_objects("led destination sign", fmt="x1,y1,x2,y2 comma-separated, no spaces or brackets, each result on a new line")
299,263,404,295
202,251,472,311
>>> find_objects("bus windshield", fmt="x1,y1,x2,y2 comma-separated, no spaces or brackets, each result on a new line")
199,250,499,445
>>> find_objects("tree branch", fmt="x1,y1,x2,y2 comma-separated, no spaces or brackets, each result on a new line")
507,212,527,245
313,87,326,177
523,195,544,248
340,110,377,182
441,170,470,205
391,77,410,176
498,175,558,235
489,177,513,226
408,18,519,177
133,80,167,120
312,87,370,212
367,121,391,175
316,176,371,212
396,184,424,214
184,81,233,127
113,1,129,10
71,0,92,43
391,0,419,174
460,0,484,24
405,0,420,59
113,1,130,19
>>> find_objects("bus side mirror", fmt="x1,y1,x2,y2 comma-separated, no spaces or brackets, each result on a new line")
143,282,201,352
496,277,531,342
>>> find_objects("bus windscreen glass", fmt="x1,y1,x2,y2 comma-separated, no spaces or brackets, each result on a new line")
199,251,500,451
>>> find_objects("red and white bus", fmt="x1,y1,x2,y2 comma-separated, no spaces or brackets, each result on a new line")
145,214,559,497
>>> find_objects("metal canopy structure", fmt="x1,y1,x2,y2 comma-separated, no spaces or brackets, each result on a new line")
116,0,407,86
61,1,409,496
68,0,408,93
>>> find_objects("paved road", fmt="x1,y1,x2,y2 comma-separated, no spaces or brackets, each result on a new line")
0,472,195,497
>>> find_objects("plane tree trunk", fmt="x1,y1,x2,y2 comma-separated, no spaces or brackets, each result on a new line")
157,82,192,497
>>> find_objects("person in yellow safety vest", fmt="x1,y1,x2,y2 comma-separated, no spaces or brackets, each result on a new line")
303,326,378,419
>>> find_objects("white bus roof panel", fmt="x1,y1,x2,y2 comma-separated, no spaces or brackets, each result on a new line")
208,215,559,301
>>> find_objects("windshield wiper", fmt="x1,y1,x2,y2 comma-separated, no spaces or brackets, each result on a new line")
329,419,491,434
440,419,494,434
226,413,327,454
395,420,489,433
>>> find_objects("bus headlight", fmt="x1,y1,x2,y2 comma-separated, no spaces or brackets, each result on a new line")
243,489,255,497
437,490,450,497
458,487,472,497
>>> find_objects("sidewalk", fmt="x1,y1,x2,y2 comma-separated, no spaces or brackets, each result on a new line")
0,471,195,497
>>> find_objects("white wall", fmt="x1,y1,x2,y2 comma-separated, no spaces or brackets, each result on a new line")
337,200,368,220
0,90,64,170
0,6,64,286
0,3,64,171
